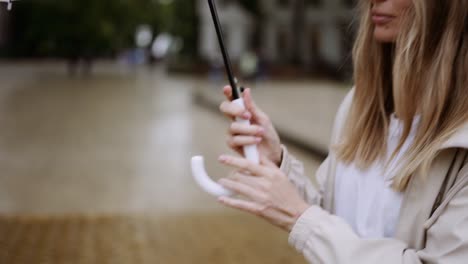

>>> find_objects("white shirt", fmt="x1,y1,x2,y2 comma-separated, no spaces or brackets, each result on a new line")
334,114,420,238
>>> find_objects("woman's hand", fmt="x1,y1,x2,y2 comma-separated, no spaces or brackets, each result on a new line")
217,154,310,232
219,86,282,166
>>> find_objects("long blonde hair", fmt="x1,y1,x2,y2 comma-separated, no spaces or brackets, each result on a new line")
336,0,468,191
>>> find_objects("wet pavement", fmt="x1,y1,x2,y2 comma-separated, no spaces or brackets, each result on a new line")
0,62,324,263
0,62,321,215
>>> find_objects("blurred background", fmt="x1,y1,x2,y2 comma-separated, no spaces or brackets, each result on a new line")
0,0,354,263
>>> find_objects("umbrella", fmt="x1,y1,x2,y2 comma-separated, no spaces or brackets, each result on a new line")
191,0,259,197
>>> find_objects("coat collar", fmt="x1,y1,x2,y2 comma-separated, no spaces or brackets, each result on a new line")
441,122,468,150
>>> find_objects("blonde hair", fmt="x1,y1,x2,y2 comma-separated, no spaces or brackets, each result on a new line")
336,0,468,191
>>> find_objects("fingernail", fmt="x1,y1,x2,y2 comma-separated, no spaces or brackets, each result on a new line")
218,155,227,162
243,112,251,119
256,137,262,143
258,128,265,134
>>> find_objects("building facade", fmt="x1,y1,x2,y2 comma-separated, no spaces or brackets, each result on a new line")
0,7,9,48
197,0,356,74
260,0,355,68
197,0,254,63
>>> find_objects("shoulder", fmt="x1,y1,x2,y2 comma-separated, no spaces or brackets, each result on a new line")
442,122,468,150
452,150,468,188
338,87,355,113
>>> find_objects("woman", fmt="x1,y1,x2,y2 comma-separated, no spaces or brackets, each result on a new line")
218,0,468,263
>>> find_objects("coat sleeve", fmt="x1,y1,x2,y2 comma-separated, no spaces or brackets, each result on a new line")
279,88,355,206
279,145,330,205
289,169,468,264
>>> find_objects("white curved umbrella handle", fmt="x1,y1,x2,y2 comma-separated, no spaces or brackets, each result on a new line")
191,98,259,197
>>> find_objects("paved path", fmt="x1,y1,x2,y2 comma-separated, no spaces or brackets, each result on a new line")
0,62,326,264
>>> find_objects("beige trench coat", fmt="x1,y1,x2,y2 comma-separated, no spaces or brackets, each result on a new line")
281,89,468,263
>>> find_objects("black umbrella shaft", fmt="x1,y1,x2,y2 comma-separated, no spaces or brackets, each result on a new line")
207,0,240,100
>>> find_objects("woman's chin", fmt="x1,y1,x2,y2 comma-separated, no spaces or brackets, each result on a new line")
374,29,397,43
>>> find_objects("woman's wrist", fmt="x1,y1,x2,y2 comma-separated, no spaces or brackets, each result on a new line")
274,145,283,167
287,202,310,232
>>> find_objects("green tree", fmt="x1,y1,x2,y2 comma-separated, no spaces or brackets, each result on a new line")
8,0,158,58
5,0,204,61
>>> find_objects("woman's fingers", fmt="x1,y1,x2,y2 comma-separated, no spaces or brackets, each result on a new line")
260,155,279,169
243,88,265,121
228,172,269,190
218,196,264,215
229,122,264,136
223,85,233,101
222,86,262,121
218,155,269,177
227,135,262,149
219,100,251,120
218,178,265,201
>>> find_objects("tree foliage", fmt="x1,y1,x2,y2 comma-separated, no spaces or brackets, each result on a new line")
6,0,199,58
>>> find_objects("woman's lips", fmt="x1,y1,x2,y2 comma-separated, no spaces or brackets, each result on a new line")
372,14,395,25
